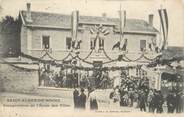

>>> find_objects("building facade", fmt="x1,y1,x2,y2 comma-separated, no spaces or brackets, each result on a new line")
18,3,159,67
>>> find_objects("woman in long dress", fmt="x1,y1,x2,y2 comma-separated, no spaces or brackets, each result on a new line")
88,88,98,110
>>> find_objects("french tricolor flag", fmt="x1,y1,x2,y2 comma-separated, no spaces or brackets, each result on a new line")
158,9,169,50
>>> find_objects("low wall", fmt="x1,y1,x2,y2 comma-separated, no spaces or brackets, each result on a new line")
0,63,39,93
0,62,112,105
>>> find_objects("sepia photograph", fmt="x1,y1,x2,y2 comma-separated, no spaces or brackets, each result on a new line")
0,0,184,116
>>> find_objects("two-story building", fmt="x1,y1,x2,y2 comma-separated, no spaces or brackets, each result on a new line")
19,3,159,65
17,3,162,86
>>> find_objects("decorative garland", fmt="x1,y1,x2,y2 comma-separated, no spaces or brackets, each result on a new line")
82,49,94,60
2,53,168,72
18,53,140,71
39,50,74,62
102,48,114,61
123,54,144,62
21,48,165,69
40,51,48,59
143,54,156,61
121,57,131,62
76,55,93,65
61,52,74,61
147,55,184,67
41,51,58,61
21,52,52,63
102,48,161,63
103,59,118,64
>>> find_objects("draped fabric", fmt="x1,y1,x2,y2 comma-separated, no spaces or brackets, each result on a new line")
158,9,169,50
71,11,79,49
119,10,126,49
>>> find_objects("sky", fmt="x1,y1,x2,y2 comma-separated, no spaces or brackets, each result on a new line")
0,0,184,47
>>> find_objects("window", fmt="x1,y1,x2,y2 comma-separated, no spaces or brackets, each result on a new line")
74,40,82,49
42,36,50,49
93,61,103,68
122,39,128,51
99,38,104,50
90,38,95,49
140,40,146,51
90,38,104,50
66,37,72,49
148,43,152,51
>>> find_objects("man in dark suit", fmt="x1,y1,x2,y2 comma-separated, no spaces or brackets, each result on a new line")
167,91,176,113
78,88,87,109
73,88,79,108
138,90,146,112
176,91,182,113
157,91,164,113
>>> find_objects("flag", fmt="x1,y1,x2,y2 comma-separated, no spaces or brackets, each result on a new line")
121,39,127,51
112,42,120,50
71,10,79,49
119,10,126,38
119,9,126,50
158,9,169,50
94,35,100,51
89,26,96,34
101,27,110,35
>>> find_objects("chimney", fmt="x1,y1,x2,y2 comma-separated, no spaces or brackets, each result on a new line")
102,13,107,18
148,14,154,26
102,13,107,21
26,3,32,22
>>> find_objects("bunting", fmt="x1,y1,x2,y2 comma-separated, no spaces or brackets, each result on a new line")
119,9,126,50
101,27,110,35
158,9,169,50
89,26,96,34
112,8,126,51
89,25,110,36
71,10,79,49
119,10,126,37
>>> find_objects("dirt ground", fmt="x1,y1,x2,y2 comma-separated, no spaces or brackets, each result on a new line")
0,92,183,117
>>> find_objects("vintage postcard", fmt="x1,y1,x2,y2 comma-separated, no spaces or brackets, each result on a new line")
0,0,184,117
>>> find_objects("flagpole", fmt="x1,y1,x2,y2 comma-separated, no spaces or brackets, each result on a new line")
119,3,123,52
119,3,122,44
159,4,162,52
119,2,127,51
163,0,168,50
159,0,168,51
159,4,164,52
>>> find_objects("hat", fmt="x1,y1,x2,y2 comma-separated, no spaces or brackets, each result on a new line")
81,88,85,92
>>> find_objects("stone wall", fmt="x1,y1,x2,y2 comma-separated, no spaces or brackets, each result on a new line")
0,63,39,93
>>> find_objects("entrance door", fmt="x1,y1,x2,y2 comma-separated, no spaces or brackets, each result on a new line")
93,61,103,68
140,40,146,51
93,61,103,88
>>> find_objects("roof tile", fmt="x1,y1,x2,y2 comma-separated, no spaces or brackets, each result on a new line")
20,10,158,32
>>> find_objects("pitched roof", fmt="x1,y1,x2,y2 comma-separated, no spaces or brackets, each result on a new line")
162,46,184,59
20,10,158,33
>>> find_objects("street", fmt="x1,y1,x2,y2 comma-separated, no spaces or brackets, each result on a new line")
0,92,144,117
1,92,184,117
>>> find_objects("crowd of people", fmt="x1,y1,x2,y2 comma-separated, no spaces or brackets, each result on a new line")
71,75,184,113
39,69,81,88
109,76,184,113
39,67,184,113
39,68,112,89
73,87,98,110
